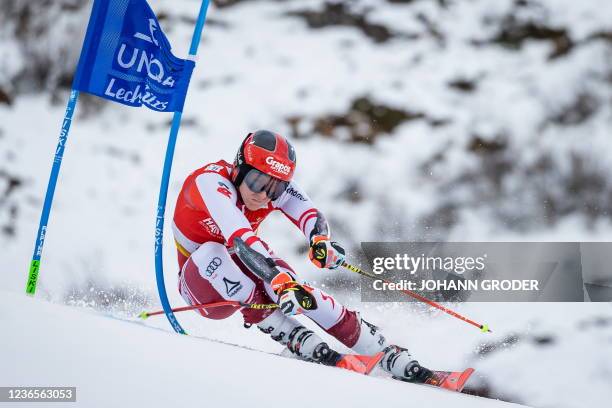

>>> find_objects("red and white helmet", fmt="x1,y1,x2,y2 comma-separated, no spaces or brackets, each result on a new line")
232,130,297,187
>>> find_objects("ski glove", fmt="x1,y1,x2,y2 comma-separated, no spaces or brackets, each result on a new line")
276,281,317,316
308,235,346,270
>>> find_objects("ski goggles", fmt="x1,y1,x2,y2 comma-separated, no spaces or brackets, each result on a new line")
243,168,289,201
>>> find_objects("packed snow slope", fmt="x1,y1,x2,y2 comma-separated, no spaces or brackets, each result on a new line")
0,292,524,408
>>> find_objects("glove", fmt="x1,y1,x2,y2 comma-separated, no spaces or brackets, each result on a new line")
276,281,317,316
308,235,346,269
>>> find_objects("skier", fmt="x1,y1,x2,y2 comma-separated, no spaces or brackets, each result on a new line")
172,130,432,382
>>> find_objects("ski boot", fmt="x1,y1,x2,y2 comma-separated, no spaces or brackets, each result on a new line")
380,345,433,383
257,311,381,374
286,326,376,371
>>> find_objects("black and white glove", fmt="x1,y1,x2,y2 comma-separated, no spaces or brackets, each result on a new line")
308,235,346,269
276,281,317,316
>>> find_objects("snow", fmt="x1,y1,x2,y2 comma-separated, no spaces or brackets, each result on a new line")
0,291,525,408
3,1,612,294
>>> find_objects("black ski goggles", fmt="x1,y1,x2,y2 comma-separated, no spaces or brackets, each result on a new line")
243,168,289,201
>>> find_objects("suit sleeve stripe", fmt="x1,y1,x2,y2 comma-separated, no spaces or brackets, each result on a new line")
227,227,251,247
298,208,318,231
244,235,262,247
301,213,317,234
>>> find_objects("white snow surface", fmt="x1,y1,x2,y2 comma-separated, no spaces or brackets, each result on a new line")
0,291,526,408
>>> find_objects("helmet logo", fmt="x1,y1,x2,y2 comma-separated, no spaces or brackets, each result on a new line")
265,156,291,175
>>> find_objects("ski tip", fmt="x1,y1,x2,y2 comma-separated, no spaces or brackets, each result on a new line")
455,368,475,392
439,368,476,392
138,311,148,320
463,368,475,377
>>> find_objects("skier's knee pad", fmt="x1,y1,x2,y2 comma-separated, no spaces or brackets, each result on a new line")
350,316,389,355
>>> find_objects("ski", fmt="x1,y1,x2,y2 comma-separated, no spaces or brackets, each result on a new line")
428,368,475,392
335,352,385,375
394,368,475,393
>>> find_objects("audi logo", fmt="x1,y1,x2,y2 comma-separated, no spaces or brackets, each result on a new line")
204,257,222,277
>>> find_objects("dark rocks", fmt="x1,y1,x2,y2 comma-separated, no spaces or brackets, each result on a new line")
0,88,13,105
416,12,445,46
476,1,580,60
213,0,256,9
468,135,508,155
549,92,599,126
0,0,89,97
448,78,478,93
490,16,574,59
0,169,24,237
312,96,425,144
286,2,394,43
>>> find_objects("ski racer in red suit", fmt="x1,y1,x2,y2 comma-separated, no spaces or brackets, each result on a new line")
173,130,432,381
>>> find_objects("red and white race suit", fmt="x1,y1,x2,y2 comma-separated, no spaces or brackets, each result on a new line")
172,160,384,353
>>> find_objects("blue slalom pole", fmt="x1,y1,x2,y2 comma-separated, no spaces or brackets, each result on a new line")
154,0,211,334
26,89,80,295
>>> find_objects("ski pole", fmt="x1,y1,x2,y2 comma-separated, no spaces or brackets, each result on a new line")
341,261,492,333
139,300,278,319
